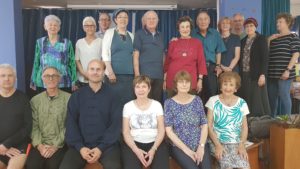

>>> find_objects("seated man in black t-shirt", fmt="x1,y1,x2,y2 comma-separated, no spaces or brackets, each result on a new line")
0,64,32,169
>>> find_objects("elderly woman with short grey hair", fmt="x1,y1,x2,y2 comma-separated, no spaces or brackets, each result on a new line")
30,14,76,93
75,16,102,87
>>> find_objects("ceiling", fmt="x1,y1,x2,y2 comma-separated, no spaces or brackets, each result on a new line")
22,0,216,9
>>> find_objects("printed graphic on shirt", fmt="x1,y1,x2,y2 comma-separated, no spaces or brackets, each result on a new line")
131,113,157,129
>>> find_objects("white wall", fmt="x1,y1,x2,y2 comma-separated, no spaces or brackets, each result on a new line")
291,3,300,16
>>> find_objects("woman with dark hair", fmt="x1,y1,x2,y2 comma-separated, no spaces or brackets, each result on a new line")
164,16,207,97
239,17,270,117
268,13,300,117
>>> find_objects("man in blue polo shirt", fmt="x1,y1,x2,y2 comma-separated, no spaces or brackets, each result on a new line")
192,10,226,169
193,10,226,101
60,59,122,169
133,10,165,103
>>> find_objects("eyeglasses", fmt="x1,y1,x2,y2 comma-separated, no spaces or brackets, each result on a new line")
117,16,128,20
84,25,95,28
43,74,60,80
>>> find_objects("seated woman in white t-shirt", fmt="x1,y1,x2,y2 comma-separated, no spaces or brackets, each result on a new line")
122,75,169,169
75,16,102,87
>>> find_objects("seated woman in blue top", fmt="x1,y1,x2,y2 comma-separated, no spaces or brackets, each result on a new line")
206,72,250,169
102,9,134,106
164,70,208,169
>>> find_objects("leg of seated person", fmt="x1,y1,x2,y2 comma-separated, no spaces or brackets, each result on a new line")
6,154,26,169
121,142,142,169
100,144,122,169
150,141,169,169
26,147,45,169
0,160,6,169
45,147,67,169
59,147,86,169
201,143,212,169
170,146,199,169
0,155,9,169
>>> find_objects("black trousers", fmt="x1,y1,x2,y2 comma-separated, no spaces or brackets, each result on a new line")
59,144,121,169
26,146,67,169
148,79,163,103
170,144,212,169
202,64,219,103
122,141,169,169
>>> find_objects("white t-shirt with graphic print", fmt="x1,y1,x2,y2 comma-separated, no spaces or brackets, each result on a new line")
123,99,163,143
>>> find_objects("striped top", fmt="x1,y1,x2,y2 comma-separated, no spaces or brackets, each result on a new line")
268,34,300,79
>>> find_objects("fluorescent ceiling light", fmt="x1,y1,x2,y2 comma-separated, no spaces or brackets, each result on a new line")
67,4,178,10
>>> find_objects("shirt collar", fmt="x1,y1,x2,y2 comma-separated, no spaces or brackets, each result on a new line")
196,27,213,35
143,28,159,36
44,89,61,100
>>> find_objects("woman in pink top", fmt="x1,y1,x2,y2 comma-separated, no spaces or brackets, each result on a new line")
164,16,207,97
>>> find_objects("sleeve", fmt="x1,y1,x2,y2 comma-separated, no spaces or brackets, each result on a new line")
164,42,174,73
102,29,113,61
30,39,41,86
291,35,300,53
30,98,42,147
133,31,142,51
67,40,77,85
3,96,32,148
196,96,207,125
163,99,174,127
205,96,215,111
75,40,80,61
258,36,269,75
65,93,84,151
215,32,226,53
240,99,250,116
234,35,241,47
122,102,131,118
196,40,208,75
155,101,164,116
97,93,122,152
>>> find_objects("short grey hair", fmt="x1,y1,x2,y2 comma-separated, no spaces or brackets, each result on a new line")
42,66,61,76
141,10,159,27
0,64,17,77
232,13,245,20
82,16,97,27
44,15,61,26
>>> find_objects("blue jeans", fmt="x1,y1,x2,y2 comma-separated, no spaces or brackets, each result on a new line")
267,78,292,117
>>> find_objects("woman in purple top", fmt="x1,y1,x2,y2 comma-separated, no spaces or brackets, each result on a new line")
164,70,208,169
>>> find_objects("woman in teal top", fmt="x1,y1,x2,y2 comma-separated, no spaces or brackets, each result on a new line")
102,9,134,106
30,15,76,93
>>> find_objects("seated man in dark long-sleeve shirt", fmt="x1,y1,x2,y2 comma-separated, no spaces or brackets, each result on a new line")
0,64,32,169
60,59,122,169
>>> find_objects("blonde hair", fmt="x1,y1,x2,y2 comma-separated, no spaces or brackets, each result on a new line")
218,17,231,33
219,71,241,89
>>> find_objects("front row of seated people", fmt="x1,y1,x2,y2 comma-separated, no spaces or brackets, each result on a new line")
0,61,249,169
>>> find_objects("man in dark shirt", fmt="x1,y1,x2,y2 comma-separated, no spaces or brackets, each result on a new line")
0,64,32,169
60,59,122,169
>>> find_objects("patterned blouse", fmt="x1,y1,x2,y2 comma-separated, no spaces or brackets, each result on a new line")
30,36,76,88
242,35,256,72
205,95,250,143
164,96,207,151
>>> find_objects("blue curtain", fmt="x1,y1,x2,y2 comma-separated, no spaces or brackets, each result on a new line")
261,0,290,36
22,8,216,95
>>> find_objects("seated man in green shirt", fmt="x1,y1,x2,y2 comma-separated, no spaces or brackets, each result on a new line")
26,66,70,169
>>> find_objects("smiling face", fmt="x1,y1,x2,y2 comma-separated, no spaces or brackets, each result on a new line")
134,82,151,99
0,67,16,91
179,21,191,38
115,12,129,29
220,19,231,33
245,23,256,36
176,79,191,93
144,11,158,30
44,20,60,36
197,12,210,31
220,78,237,96
87,60,105,84
83,20,96,36
42,68,61,90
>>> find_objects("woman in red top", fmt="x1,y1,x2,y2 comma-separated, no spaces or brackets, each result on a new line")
164,16,207,97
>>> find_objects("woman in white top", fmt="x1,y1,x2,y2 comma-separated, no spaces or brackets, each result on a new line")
75,16,102,87
122,75,169,169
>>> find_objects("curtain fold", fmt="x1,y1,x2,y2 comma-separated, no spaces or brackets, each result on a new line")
261,0,290,36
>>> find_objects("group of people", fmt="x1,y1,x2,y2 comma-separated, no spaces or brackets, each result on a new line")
1,8,300,169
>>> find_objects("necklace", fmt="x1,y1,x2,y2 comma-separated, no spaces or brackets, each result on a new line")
180,38,191,57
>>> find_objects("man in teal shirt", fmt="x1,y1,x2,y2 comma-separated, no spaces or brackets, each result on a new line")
193,10,226,101
192,10,226,169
